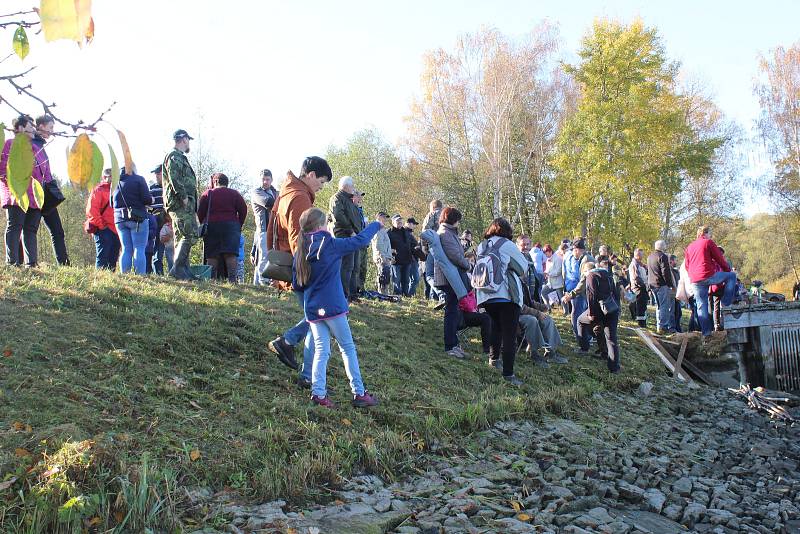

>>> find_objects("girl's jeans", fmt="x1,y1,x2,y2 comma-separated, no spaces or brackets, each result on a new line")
309,314,366,398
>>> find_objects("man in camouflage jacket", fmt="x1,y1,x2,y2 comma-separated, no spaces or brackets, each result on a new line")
163,129,198,280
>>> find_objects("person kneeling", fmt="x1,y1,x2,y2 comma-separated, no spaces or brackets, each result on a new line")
574,255,621,374
292,207,383,408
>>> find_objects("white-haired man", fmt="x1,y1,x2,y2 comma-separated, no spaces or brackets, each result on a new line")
329,175,364,300
647,240,676,334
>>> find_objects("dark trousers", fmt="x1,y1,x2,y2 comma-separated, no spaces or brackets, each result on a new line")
94,228,120,270
688,297,700,332
577,309,620,372
629,290,648,327
438,284,461,350
340,250,358,299
146,252,154,274
674,299,683,333
41,208,69,265
460,310,493,354
393,263,412,296
483,301,521,377
153,223,166,275
5,206,42,266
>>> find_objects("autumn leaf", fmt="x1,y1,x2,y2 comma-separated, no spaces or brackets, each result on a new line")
113,510,124,523
0,124,5,148
87,140,103,190
510,500,522,512
341,418,352,426
32,180,44,210
39,0,93,43
11,421,31,432
108,143,120,187
67,133,93,187
7,134,34,210
84,17,95,44
189,449,201,461
87,516,101,527
364,437,374,448
2,347,11,358
516,513,531,522
117,129,133,174
189,400,201,410
14,448,31,457
12,26,29,60
0,477,18,491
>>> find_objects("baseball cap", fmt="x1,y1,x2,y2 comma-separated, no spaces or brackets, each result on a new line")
391,214,402,221
407,217,419,225
173,129,194,141
572,238,586,250
151,164,163,174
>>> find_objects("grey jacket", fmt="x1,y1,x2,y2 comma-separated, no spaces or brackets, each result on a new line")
372,227,392,263
433,223,470,286
251,186,277,233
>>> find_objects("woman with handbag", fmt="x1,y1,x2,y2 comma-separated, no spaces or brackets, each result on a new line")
572,255,621,374
112,166,153,274
197,173,247,283
0,115,48,267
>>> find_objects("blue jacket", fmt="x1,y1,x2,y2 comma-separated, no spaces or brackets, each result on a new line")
292,222,381,322
112,172,153,223
563,253,587,292
145,213,158,254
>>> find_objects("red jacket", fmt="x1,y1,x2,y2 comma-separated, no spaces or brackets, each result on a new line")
85,182,117,234
684,237,729,283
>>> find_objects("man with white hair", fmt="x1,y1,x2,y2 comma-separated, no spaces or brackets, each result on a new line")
647,239,676,334
329,175,364,301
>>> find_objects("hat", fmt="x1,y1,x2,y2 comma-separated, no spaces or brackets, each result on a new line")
150,164,163,174
407,217,419,225
173,129,194,141
377,211,389,218
391,214,402,221
572,238,586,249
354,190,366,197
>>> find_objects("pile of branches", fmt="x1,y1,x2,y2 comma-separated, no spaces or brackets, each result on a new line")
728,384,798,423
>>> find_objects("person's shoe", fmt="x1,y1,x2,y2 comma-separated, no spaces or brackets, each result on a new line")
296,376,312,389
269,336,298,370
311,395,335,408
549,354,569,364
532,355,550,368
350,295,362,304
352,391,379,408
574,348,590,355
609,367,621,375
503,375,524,386
488,358,502,369
446,348,466,359
433,299,446,311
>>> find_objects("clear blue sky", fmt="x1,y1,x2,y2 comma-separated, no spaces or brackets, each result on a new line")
8,0,797,214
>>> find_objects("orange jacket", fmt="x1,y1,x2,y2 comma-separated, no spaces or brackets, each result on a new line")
85,182,117,234
265,171,316,290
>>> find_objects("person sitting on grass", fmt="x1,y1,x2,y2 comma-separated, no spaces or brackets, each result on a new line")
519,284,566,367
292,207,383,409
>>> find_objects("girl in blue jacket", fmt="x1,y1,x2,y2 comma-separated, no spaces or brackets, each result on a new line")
292,207,382,408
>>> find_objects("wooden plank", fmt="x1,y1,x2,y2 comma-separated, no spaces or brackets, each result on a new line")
634,328,695,385
673,337,688,379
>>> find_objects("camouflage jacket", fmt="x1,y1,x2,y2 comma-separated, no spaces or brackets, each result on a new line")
163,149,197,212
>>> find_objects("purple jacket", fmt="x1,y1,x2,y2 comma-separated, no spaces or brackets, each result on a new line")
0,136,49,209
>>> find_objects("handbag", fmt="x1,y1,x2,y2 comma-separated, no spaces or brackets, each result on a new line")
261,197,293,282
118,182,148,223
599,273,619,314
41,180,65,214
199,190,212,238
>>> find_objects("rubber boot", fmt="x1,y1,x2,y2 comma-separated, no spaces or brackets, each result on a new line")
169,239,192,280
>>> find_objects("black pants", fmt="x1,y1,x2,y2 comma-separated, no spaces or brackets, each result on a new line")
5,206,42,266
629,290,648,327
41,208,69,265
438,284,461,350
460,311,493,354
483,301,521,377
341,250,358,299
577,309,620,372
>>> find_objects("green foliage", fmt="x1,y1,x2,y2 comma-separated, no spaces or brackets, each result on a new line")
108,143,120,188
12,26,28,60
87,141,103,190
7,134,34,211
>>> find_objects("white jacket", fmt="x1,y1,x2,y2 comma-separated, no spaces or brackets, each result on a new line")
545,252,564,289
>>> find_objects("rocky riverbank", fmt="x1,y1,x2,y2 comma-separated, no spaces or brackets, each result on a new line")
190,380,800,533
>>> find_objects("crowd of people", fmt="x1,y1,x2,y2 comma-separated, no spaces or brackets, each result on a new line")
0,119,746,408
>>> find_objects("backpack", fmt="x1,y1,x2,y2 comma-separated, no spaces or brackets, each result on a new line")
471,237,507,293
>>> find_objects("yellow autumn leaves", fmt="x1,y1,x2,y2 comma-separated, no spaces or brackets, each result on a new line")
39,0,94,45
66,129,132,189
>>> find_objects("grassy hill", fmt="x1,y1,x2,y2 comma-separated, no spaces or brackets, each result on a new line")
0,266,663,533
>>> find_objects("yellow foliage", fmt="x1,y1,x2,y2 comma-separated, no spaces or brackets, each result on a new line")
39,0,93,43
67,133,93,187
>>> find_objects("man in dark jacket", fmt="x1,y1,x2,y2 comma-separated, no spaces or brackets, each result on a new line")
388,214,416,296
329,176,364,300
577,255,620,374
647,240,676,334
670,254,683,333
33,115,69,265
251,169,278,285
149,164,173,275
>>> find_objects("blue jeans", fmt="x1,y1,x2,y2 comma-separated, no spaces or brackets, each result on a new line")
116,220,149,274
393,263,412,296
308,314,365,397
571,294,589,345
94,228,120,270
692,271,737,336
285,292,315,381
409,262,420,296
653,286,674,331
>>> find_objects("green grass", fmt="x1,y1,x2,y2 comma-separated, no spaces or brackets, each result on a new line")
0,266,664,532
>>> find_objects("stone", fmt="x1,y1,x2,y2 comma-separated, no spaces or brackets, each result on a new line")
617,481,645,502
613,510,686,534
586,507,614,524
544,465,566,482
673,476,693,497
643,488,666,513
637,382,654,397
705,508,735,525
558,495,600,514
374,498,391,513
662,503,684,521
491,517,538,533
681,502,707,528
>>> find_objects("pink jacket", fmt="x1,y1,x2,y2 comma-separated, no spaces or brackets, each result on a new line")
0,136,48,209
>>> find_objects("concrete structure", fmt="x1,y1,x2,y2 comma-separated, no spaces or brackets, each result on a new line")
723,301,800,392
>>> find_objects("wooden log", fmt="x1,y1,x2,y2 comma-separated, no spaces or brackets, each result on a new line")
634,328,696,385
673,337,688,379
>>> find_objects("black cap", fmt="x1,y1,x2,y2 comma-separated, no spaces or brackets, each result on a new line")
173,129,194,141
151,164,163,174
572,238,586,249
354,190,365,197
407,217,419,225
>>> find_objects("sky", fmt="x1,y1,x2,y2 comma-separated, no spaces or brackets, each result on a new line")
5,0,797,215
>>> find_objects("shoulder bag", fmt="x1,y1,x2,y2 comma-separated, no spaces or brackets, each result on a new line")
262,196,294,282
599,272,620,315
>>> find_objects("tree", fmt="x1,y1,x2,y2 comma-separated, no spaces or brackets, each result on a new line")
550,19,722,253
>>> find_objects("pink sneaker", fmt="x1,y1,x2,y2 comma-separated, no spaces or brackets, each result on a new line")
311,395,335,409
352,391,379,408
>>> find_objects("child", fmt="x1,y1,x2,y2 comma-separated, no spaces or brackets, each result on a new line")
292,207,383,408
